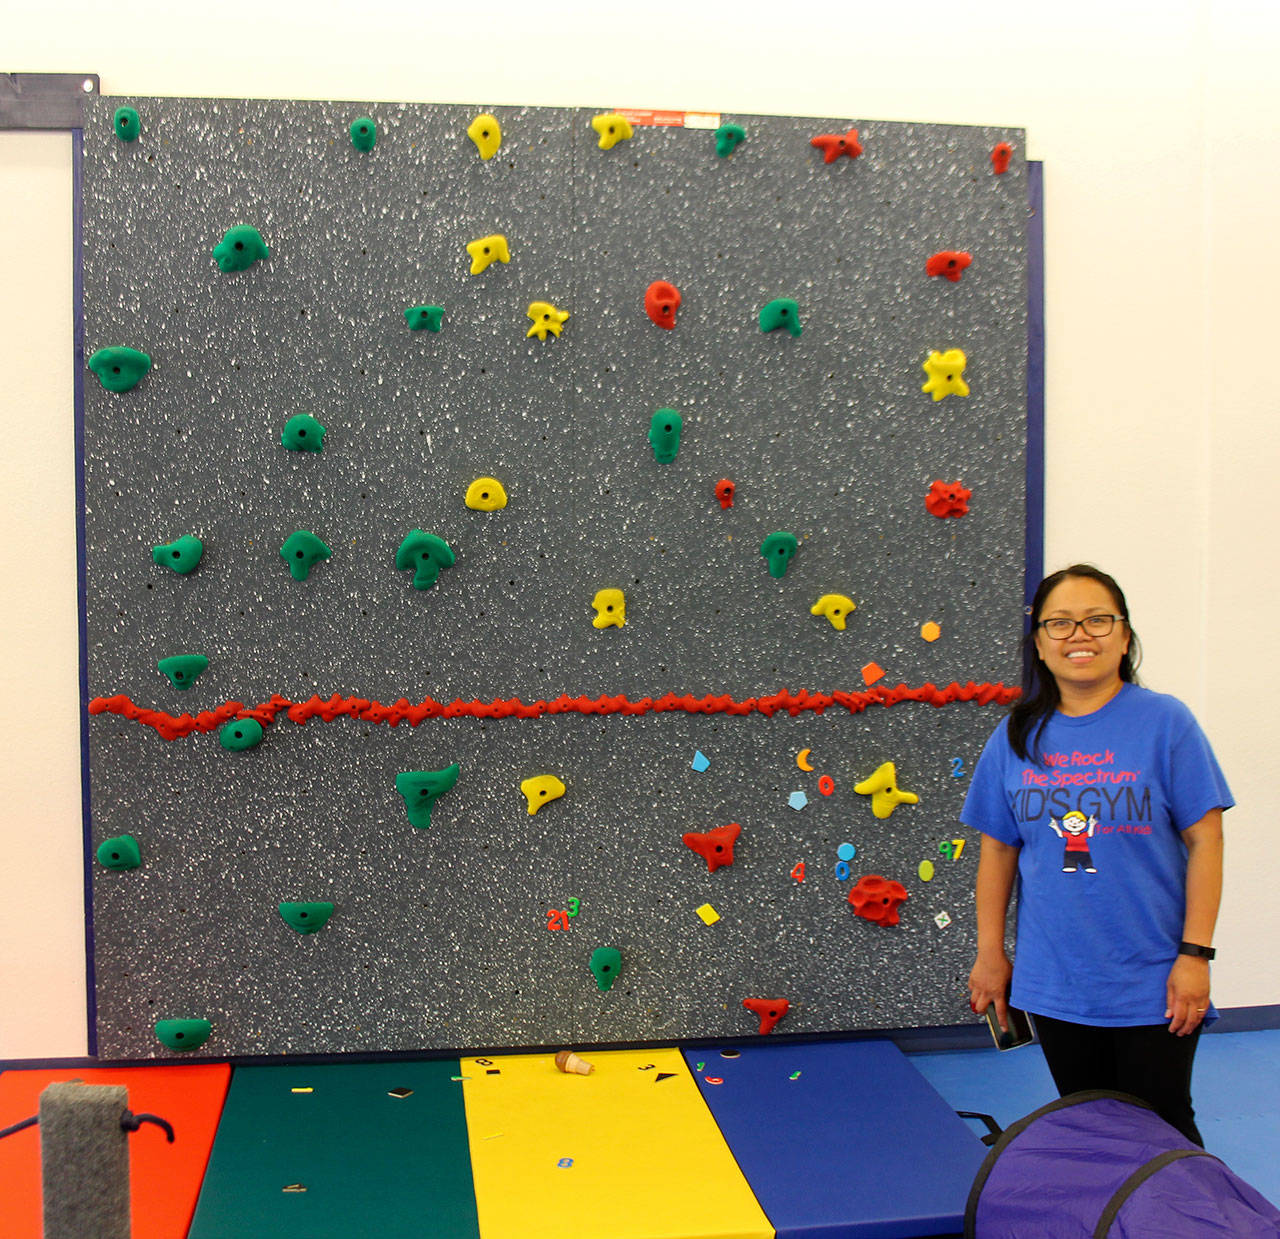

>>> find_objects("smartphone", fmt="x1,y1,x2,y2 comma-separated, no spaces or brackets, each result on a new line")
984,1002,1034,1051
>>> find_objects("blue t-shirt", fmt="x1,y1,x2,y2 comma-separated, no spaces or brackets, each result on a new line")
962,683,1232,1026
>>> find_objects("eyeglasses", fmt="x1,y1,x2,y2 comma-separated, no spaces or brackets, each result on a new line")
1037,614,1125,640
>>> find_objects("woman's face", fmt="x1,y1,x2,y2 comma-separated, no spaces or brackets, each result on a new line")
1033,575,1131,695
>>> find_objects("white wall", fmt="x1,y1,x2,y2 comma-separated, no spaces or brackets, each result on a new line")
3,0,1277,1059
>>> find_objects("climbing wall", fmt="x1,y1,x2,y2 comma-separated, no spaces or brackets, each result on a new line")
81,96,1030,1058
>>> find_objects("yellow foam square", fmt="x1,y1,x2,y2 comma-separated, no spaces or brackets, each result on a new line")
696,903,720,925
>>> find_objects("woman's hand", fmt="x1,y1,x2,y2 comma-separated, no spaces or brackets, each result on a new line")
969,950,1013,1030
1166,955,1211,1036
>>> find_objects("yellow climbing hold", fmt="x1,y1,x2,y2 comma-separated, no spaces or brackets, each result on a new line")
920,621,941,642
810,594,856,631
465,477,508,511
854,761,919,820
591,588,626,629
918,859,935,882
466,234,510,275
467,113,502,160
526,301,570,340
921,349,969,401
521,774,566,815
591,112,633,150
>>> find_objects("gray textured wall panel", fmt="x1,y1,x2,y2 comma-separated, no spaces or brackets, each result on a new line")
83,97,1026,1057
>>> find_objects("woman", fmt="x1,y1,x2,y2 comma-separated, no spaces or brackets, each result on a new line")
965,565,1230,1145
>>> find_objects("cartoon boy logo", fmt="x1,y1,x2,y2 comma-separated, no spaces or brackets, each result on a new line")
1049,810,1098,873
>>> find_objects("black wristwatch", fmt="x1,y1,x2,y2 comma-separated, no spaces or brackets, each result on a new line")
1178,941,1216,960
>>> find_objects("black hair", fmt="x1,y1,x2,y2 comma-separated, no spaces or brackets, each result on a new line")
1007,564,1142,762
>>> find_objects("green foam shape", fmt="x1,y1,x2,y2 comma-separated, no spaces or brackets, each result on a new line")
157,654,208,690
589,946,622,993
760,530,799,579
395,530,456,590
405,305,445,332
648,409,682,464
155,1019,212,1051
395,764,461,828
88,346,151,393
152,534,203,574
279,901,335,934
759,297,802,337
212,225,269,273
219,717,264,751
350,117,377,151
282,413,326,452
113,106,140,142
714,123,745,157
96,834,141,870
281,530,331,581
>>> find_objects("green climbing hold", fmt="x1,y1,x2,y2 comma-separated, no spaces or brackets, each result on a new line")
212,225,269,273
157,654,208,690
760,531,799,579
219,717,264,751
404,305,445,332
279,902,336,934
395,764,461,828
760,298,802,337
96,834,141,870
648,409,683,464
152,534,204,575
281,413,326,452
280,530,332,581
350,117,377,151
88,346,151,393
589,946,623,993
154,1019,212,1051
395,530,456,590
714,123,745,157
113,106,140,142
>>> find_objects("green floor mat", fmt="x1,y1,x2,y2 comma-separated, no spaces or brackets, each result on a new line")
187,1060,480,1239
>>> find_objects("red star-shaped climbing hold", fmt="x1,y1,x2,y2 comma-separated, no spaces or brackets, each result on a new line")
925,479,971,518
743,997,790,1034
682,821,742,873
810,127,863,163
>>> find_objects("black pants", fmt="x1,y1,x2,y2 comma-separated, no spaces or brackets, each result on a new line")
1031,1012,1204,1146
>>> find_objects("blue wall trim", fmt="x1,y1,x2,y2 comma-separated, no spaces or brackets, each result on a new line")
1025,160,1046,604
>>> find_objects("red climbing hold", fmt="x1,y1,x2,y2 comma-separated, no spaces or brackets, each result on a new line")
682,821,742,873
925,479,971,518
743,997,790,1035
810,128,862,163
848,874,909,926
991,142,1013,174
645,280,681,330
926,251,972,283
715,478,735,509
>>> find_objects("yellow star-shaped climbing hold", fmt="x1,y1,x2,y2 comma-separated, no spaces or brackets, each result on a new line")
526,301,570,340
921,349,969,401
466,234,510,275
591,112,633,150
854,761,919,819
